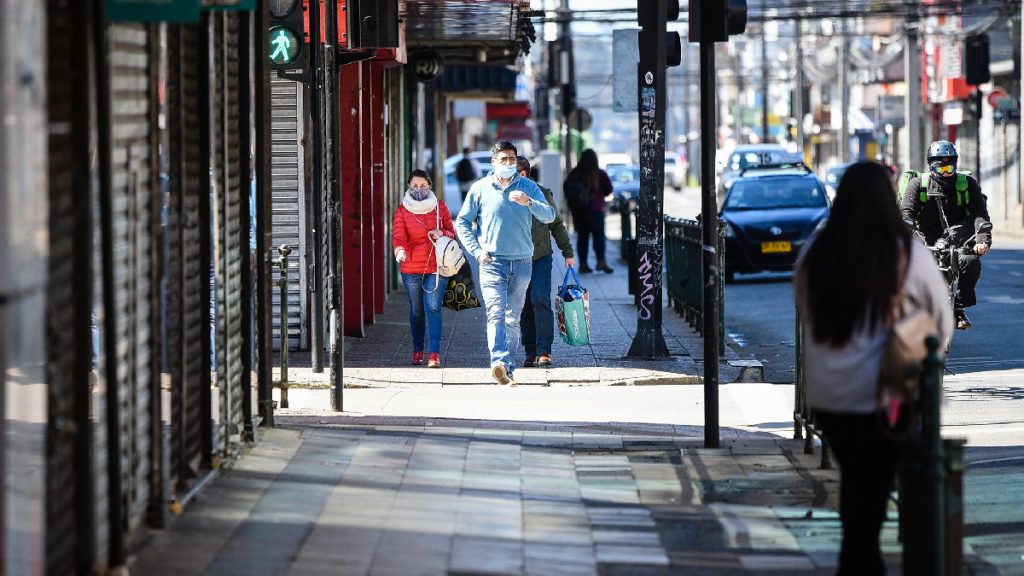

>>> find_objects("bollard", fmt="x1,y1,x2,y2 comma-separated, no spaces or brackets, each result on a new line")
277,244,291,409
619,197,633,258
944,437,966,576
902,335,945,576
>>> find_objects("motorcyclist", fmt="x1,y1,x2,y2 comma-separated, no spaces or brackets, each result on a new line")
900,140,992,330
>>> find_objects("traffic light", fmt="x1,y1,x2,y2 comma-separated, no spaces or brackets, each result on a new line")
268,0,306,70
638,0,682,68
965,34,990,86
688,0,747,43
346,0,399,49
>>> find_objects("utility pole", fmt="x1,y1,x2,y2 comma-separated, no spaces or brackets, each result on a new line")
905,7,923,168
761,22,769,141
308,0,324,373
558,0,574,176
628,0,676,359
839,0,850,162
794,19,805,157
326,0,344,411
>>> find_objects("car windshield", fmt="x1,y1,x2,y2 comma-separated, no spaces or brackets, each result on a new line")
610,166,640,183
725,177,828,210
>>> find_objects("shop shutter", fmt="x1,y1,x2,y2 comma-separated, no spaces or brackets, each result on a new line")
270,78,306,351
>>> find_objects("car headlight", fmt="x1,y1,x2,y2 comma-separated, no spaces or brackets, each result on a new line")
722,221,735,238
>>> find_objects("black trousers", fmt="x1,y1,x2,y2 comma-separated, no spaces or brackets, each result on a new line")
955,252,981,308
814,411,901,576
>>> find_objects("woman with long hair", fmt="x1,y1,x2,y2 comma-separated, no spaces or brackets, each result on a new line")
392,169,457,368
795,161,952,575
564,149,614,273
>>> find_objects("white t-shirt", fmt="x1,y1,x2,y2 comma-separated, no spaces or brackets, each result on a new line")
797,238,954,414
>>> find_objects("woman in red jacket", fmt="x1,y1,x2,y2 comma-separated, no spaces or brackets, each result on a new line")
392,169,457,367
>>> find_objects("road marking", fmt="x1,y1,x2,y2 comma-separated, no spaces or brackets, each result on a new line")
985,295,1024,305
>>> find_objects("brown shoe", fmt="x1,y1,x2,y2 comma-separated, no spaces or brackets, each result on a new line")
537,354,551,367
597,261,614,273
522,355,536,368
491,364,511,385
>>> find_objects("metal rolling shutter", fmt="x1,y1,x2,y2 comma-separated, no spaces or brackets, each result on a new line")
212,12,246,452
107,22,154,541
164,22,207,501
46,0,90,571
271,78,306,351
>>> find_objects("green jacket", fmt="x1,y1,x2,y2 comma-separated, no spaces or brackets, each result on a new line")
531,186,574,262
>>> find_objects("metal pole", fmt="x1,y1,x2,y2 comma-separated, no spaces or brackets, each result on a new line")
839,0,850,162
255,0,275,426
794,20,806,158
277,244,291,408
628,0,670,359
325,0,344,412
905,9,923,168
558,0,573,175
761,22,769,142
975,90,982,179
700,38,721,448
308,0,324,373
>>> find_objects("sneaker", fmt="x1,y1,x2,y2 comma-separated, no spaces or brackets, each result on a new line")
491,364,511,385
428,353,441,368
955,309,972,330
537,353,551,367
522,355,536,368
411,351,424,365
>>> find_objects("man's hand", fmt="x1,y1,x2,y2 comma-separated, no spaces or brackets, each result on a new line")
974,243,990,256
565,257,575,268
477,252,493,265
509,190,532,206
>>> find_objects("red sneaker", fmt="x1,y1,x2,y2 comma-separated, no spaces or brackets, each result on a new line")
411,351,424,365
428,353,441,368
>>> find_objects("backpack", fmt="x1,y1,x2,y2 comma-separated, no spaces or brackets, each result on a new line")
434,235,466,277
897,170,971,206
455,157,476,183
563,178,591,212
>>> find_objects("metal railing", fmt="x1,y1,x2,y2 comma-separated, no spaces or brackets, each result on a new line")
663,216,725,353
792,313,832,469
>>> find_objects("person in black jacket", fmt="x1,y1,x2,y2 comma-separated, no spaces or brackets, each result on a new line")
454,147,478,196
899,140,992,330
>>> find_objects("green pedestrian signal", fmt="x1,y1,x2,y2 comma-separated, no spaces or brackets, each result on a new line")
269,26,301,66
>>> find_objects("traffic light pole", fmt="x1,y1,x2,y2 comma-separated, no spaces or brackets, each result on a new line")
628,0,671,359
699,38,721,448
309,0,325,374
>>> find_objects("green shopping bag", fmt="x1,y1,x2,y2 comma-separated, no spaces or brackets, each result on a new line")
556,265,590,346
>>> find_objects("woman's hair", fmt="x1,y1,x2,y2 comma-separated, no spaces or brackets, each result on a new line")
797,161,911,347
408,169,432,187
569,149,601,190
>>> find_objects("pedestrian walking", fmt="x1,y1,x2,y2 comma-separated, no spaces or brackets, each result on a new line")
794,162,952,575
456,141,556,386
564,149,613,273
392,169,457,368
515,155,574,368
454,146,478,196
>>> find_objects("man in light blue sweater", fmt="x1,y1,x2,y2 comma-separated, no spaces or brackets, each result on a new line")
456,141,556,386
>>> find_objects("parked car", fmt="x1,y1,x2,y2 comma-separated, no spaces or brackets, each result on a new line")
823,162,852,201
607,165,641,210
719,164,829,282
600,153,633,172
664,155,685,191
717,143,789,199
442,151,493,215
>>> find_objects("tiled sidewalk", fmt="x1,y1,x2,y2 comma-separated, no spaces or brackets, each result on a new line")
134,422,872,576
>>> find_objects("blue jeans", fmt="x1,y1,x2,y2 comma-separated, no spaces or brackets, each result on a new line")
520,255,553,356
478,257,532,374
401,272,446,353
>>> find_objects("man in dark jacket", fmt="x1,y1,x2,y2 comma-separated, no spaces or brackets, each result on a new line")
516,156,575,366
900,140,992,330
454,147,478,195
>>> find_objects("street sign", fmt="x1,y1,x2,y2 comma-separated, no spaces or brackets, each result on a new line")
107,0,201,22
612,29,639,112
268,26,301,66
410,51,443,83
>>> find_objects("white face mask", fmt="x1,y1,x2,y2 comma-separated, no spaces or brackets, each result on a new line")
495,164,517,179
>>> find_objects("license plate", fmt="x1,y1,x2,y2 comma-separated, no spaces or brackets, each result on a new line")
761,241,792,254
